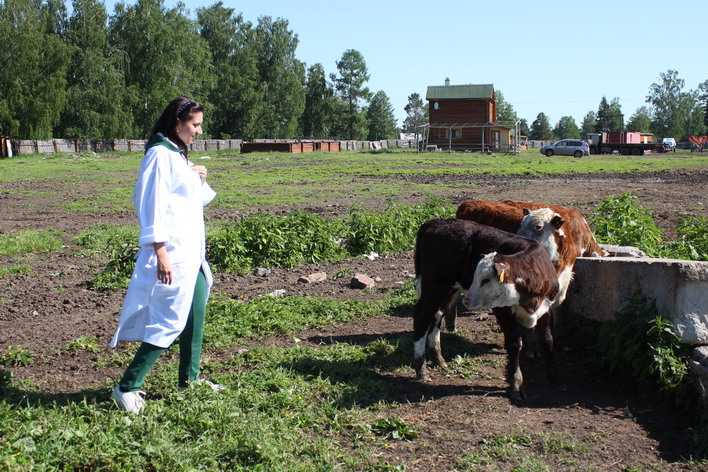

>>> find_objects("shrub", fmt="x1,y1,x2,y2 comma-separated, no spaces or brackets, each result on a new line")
590,193,663,256
598,297,688,394
346,198,453,255
208,212,348,274
91,232,139,290
662,216,708,261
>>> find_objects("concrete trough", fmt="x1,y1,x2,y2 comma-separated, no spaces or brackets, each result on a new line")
562,255,708,409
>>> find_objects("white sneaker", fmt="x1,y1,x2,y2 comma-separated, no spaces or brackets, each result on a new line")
190,379,225,393
112,385,146,414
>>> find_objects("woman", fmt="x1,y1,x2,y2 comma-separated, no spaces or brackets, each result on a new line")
110,97,221,414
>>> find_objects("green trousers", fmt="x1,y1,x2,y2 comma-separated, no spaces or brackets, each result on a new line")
119,270,208,392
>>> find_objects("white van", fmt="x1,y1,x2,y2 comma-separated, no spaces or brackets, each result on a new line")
662,138,676,151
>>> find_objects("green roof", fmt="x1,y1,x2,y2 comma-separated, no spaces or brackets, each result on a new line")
426,84,494,100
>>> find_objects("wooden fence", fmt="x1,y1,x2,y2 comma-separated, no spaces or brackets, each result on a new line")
2,137,418,156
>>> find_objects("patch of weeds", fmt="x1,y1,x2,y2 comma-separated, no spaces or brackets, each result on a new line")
74,224,136,254
590,192,663,256
446,354,499,380
599,296,689,394
90,232,138,291
333,267,353,279
370,417,418,441
0,263,31,278
208,211,348,274
346,198,453,256
663,215,708,261
0,229,63,257
0,345,33,367
457,432,550,472
539,432,589,455
64,336,102,354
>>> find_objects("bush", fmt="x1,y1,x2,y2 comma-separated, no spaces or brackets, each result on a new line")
91,232,139,290
662,216,708,261
346,198,453,255
598,297,689,394
590,193,663,256
208,212,348,274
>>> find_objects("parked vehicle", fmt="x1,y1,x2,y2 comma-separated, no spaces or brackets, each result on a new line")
662,137,677,151
539,139,589,157
586,132,666,155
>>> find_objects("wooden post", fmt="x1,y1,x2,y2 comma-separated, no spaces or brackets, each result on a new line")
481,127,485,153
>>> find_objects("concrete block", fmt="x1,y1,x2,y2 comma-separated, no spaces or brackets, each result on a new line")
128,140,146,152
15,140,36,155
113,139,129,152
53,139,76,153
562,256,708,345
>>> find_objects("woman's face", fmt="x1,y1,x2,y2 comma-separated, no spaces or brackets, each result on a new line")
176,111,203,145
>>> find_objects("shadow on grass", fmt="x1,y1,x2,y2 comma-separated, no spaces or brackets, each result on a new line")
0,383,111,409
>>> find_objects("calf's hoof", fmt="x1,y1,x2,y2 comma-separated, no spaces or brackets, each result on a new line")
432,353,448,370
414,361,430,382
509,388,526,406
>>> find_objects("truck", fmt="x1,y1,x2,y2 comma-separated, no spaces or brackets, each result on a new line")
586,131,667,155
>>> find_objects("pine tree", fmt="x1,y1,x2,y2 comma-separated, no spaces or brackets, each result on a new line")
331,49,370,140
529,113,552,140
366,91,396,140
302,63,332,138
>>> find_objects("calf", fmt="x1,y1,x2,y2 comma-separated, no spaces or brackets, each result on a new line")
414,218,558,400
456,199,606,394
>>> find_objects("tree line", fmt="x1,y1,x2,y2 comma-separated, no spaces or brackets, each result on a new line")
525,70,708,141
0,0,398,141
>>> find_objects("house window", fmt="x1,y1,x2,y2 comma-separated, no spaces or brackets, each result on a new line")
448,128,462,140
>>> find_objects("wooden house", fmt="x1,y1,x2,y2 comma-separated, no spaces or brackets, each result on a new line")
423,80,515,152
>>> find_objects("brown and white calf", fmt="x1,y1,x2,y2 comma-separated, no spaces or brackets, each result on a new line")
413,218,558,400
456,199,606,393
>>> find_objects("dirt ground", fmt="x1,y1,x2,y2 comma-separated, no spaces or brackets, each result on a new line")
1,168,708,470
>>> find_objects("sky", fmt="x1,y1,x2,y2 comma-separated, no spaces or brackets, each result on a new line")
105,0,707,128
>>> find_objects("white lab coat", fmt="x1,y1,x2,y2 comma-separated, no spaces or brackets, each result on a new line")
110,136,216,348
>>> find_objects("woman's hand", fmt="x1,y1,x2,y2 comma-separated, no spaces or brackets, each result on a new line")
153,242,172,284
191,165,207,182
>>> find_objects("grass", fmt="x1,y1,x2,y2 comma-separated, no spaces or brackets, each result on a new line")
0,263,31,277
0,346,33,367
0,229,63,257
2,149,706,215
456,431,591,472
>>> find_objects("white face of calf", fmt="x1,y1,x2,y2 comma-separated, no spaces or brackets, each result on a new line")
464,252,520,310
517,208,564,263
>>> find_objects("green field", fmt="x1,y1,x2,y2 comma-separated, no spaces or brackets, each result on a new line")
3,149,707,214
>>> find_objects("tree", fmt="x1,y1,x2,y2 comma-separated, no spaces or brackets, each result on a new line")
402,92,426,133
495,90,517,122
646,69,699,140
110,0,213,136
366,90,396,140
626,106,652,133
251,16,305,138
331,49,370,139
581,111,596,135
518,118,529,137
699,79,708,128
529,113,552,140
198,2,262,138
596,96,623,132
301,63,332,138
58,0,135,138
553,116,580,139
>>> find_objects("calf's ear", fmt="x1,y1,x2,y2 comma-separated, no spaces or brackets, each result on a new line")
551,213,564,229
522,208,530,216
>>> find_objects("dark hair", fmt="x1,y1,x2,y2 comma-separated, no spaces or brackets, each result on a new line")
151,96,204,156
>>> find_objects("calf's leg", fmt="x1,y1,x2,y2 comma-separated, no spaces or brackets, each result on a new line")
427,309,448,370
495,307,525,404
535,309,556,384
